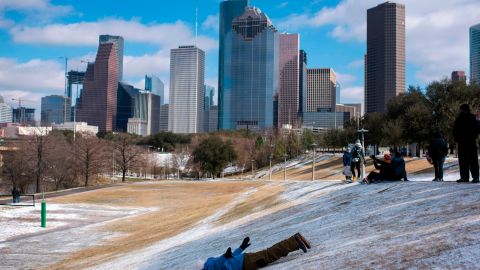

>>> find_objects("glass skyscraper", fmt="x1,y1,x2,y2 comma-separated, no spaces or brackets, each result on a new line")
221,5,278,130
41,95,71,125
145,74,165,104
218,0,249,130
470,23,480,84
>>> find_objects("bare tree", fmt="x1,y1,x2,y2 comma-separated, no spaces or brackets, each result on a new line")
45,132,77,190
22,128,51,193
2,140,33,193
76,133,108,187
112,133,145,182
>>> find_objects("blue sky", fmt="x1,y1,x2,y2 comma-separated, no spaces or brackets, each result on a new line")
1,0,479,117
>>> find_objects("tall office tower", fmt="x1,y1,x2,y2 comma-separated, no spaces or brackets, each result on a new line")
0,95,13,123
145,74,165,104
204,85,215,111
365,2,405,113
221,6,279,130
471,23,480,84
168,45,205,134
131,91,161,135
208,105,219,132
13,107,36,126
159,104,169,132
77,43,119,132
278,33,300,128
67,70,85,121
451,71,467,83
117,82,140,132
219,0,249,130
99,35,124,81
306,68,337,112
40,95,71,125
299,50,307,117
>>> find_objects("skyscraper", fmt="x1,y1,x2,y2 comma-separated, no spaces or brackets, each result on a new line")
159,104,169,132
132,90,161,135
306,68,337,112
99,35,124,81
365,2,405,113
278,33,300,128
40,95,71,125
299,50,307,118
221,6,279,130
470,23,480,84
0,95,12,123
13,107,36,126
204,85,215,111
218,0,250,130
451,71,467,83
117,82,140,132
168,45,205,134
77,43,119,132
145,74,165,104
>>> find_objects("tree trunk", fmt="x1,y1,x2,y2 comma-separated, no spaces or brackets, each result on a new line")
122,169,126,182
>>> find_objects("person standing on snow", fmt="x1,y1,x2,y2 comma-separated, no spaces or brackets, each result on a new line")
202,233,311,270
453,104,480,183
342,146,353,182
428,132,448,181
350,139,365,181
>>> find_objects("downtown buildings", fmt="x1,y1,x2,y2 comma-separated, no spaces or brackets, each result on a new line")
365,2,406,113
471,23,480,84
168,45,205,134
99,35,124,81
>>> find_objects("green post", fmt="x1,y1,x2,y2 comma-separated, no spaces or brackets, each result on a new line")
41,199,46,228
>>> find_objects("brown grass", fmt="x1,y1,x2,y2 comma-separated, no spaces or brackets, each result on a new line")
48,181,263,270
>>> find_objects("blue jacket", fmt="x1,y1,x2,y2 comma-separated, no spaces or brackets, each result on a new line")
203,248,244,270
342,151,352,166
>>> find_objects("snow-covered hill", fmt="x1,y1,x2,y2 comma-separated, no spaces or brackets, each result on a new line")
92,181,480,270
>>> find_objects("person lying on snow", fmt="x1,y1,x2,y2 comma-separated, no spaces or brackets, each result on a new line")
202,233,311,270
364,150,407,184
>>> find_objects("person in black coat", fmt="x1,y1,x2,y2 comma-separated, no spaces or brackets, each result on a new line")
428,132,449,181
453,104,480,183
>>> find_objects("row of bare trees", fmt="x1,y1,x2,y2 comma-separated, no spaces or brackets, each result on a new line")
1,131,147,193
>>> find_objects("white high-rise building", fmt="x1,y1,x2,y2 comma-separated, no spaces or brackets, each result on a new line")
306,68,337,113
168,45,205,134
0,95,13,123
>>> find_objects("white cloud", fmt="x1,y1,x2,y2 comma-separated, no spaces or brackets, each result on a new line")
10,19,217,52
124,50,170,78
348,59,364,69
277,0,480,84
0,0,73,25
202,13,219,32
340,86,363,104
336,72,356,85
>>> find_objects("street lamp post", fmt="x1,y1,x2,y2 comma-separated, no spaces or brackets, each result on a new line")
283,154,287,181
251,159,255,180
269,154,272,181
311,143,318,181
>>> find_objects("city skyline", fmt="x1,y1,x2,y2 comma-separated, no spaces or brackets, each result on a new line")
1,0,478,120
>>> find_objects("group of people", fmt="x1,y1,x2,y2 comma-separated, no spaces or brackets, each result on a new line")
341,104,480,184
342,141,408,184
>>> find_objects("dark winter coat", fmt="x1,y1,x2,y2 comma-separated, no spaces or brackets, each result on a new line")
453,112,479,144
372,156,396,179
203,247,244,270
350,143,365,163
428,137,448,160
342,151,352,166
